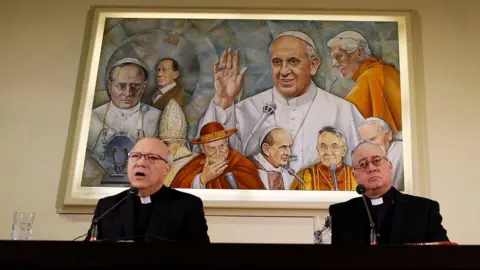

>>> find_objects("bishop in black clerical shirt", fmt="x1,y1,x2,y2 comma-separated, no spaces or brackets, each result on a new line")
85,138,210,243
329,141,449,245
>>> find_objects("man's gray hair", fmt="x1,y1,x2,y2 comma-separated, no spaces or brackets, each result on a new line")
317,126,347,149
327,30,372,60
351,141,387,161
359,117,393,141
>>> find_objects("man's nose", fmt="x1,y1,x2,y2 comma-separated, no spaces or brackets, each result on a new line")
125,85,133,96
367,161,378,172
280,63,291,76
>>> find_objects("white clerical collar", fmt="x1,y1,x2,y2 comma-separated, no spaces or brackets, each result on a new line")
371,197,384,206
272,80,317,107
109,101,141,117
254,153,283,173
159,81,176,94
140,196,152,204
153,82,177,104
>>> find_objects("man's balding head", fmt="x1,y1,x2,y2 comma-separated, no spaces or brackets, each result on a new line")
351,141,392,198
358,117,393,150
127,137,172,197
261,127,292,168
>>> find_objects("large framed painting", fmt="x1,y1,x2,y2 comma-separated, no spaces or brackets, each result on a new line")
60,7,420,213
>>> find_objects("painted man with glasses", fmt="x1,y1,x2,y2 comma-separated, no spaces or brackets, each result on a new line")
86,137,210,243
328,141,449,245
291,126,356,191
86,57,162,185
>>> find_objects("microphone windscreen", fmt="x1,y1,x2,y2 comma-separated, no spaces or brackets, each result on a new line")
266,101,277,110
129,187,139,195
356,184,366,195
328,163,337,172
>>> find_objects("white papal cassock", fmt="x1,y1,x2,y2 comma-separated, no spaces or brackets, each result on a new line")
198,81,365,172
87,101,162,155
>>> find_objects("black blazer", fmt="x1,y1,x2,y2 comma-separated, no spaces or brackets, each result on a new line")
85,186,210,243
329,188,449,245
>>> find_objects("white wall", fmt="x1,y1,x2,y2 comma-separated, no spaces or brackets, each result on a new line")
1,0,479,244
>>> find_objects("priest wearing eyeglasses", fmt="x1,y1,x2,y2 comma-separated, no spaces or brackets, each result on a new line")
290,126,356,191
85,137,210,243
329,141,449,245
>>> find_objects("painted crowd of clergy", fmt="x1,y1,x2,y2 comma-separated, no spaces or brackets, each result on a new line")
86,29,404,191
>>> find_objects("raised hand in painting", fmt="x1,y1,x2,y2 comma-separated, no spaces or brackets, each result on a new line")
200,157,228,186
213,48,247,110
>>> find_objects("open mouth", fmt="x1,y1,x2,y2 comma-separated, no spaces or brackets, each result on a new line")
135,172,146,177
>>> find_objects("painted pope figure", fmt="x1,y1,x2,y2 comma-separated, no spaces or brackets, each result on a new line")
170,122,265,189
198,31,365,171
86,57,162,185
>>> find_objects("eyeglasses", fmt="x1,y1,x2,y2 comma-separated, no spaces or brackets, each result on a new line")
112,82,144,92
128,152,168,164
318,144,345,152
354,156,388,171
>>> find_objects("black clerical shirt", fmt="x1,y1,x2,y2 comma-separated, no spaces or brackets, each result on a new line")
368,187,395,244
133,189,161,241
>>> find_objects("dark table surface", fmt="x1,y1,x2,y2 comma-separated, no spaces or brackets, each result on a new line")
0,240,478,269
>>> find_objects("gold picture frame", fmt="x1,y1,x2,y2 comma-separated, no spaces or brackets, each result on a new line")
58,7,424,216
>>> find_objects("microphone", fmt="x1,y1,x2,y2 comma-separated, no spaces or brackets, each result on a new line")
328,76,338,93
242,102,277,155
88,187,139,241
329,163,339,191
225,172,238,189
286,167,306,189
356,184,377,245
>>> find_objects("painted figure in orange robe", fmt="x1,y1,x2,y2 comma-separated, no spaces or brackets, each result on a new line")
291,126,356,191
169,122,265,189
327,31,402,136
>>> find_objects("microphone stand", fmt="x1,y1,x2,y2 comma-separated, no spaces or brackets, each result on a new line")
89,188,138,241
284,166,306,189
329,163,339,191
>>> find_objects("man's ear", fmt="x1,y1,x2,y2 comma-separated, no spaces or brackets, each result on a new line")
354,48,366,61
173,70,179,80
310,57,321,76
106,80,112,99
340,146,347,158
164,163,172,176
261,143,270,156
386,130,393,142
139,81,147,97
